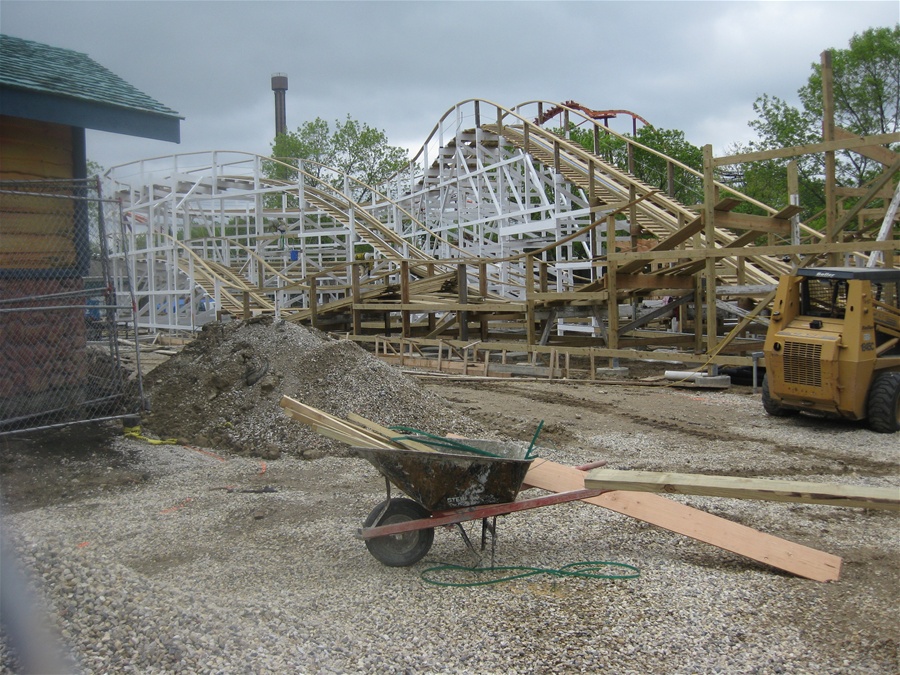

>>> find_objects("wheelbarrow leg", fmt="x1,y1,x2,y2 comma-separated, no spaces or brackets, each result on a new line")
454,523,483,566
481,517,498,567
369,477,394,525
454,516,500,567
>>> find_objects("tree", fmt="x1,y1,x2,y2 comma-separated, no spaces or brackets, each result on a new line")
723,25,899,225
266,115,408,203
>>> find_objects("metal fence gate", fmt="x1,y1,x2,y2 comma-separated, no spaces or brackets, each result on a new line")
0,178,144,435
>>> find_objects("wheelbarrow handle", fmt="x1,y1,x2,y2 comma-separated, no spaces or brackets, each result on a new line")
574,460,608,472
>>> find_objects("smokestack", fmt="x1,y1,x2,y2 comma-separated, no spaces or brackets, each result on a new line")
271,73,288,136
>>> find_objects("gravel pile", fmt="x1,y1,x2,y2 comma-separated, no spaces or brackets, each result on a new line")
142,317,485,458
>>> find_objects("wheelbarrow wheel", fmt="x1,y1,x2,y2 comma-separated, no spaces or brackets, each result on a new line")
363,498,434,567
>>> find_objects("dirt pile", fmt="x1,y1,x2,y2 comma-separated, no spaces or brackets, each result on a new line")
143,317,485,458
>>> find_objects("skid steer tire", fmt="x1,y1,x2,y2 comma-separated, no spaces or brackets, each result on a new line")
762,374,798,417
866,372,900,434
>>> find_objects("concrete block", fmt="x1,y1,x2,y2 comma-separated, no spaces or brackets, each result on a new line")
595,366,630,378
692,375,732,389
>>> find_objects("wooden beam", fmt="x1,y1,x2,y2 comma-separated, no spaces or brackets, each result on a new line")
713,131,900,166
609,239,898,264
834,127,899,166
831,158,900,238
584,469,900,511
523,459,842,581
713,211,791,236
714,197,743,212
615,274,695,290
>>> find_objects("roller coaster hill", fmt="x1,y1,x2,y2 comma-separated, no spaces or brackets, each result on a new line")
104,99,899,376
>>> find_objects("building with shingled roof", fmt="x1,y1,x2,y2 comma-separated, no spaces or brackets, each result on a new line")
0,34,181,431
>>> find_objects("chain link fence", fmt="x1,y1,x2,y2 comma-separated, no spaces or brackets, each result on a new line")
0,178,144,435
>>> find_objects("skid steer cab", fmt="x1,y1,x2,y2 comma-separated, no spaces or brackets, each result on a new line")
762,267,900,433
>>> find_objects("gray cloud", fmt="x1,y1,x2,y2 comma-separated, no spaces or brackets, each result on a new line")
3,0,896,169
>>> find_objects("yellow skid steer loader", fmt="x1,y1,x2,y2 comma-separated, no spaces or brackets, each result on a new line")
762,267,900,433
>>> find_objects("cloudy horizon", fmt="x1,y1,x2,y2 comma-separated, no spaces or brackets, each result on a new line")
2,0,896,171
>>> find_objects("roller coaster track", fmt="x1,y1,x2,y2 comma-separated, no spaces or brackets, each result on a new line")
483,107,793,287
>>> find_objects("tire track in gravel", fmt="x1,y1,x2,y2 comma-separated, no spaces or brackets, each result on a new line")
442,381,898,477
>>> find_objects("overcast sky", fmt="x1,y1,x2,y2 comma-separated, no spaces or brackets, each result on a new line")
3,0,897,171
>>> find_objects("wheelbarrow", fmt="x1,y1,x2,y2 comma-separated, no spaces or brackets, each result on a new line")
351,440,604,566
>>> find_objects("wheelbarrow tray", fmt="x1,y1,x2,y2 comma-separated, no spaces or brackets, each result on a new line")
351,440,534,511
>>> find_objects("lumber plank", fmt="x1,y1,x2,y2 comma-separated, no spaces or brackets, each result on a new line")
280,396,397,448
523,459,842,582
346,413,437,453
283,409,393,448
307,422,386,448
584,469,900,511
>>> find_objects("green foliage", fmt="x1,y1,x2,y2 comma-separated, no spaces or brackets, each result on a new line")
555,122,704,205
632,126,703,204
266,115,408,203
800,25,900,138
725,25,899,226
86,159,105,180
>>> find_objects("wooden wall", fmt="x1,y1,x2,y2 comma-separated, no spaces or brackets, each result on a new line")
0,115,78,271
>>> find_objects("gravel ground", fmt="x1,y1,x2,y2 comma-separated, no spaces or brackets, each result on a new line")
1,365,898,673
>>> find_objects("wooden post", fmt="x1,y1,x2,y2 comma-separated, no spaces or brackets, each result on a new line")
822,50,839,266
351,262,362,334
526,254,536,345
787,160,801,248
457,263,469,341
667,161,675,199
702,144,718,363
694,274,704,354
479,262,489,341
606,215,619,364
400,260,411,337
242,291,251,319
426,262,436,332
588,159,596,207
308,276,318,329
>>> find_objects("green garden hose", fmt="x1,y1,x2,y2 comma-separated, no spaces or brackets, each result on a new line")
420,560,640,587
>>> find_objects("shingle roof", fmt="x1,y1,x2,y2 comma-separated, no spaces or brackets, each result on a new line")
0,34,181,119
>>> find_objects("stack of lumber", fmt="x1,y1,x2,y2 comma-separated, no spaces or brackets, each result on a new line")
279,395,435,452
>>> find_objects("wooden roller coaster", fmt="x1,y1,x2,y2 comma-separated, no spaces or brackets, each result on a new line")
107,68,898,378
